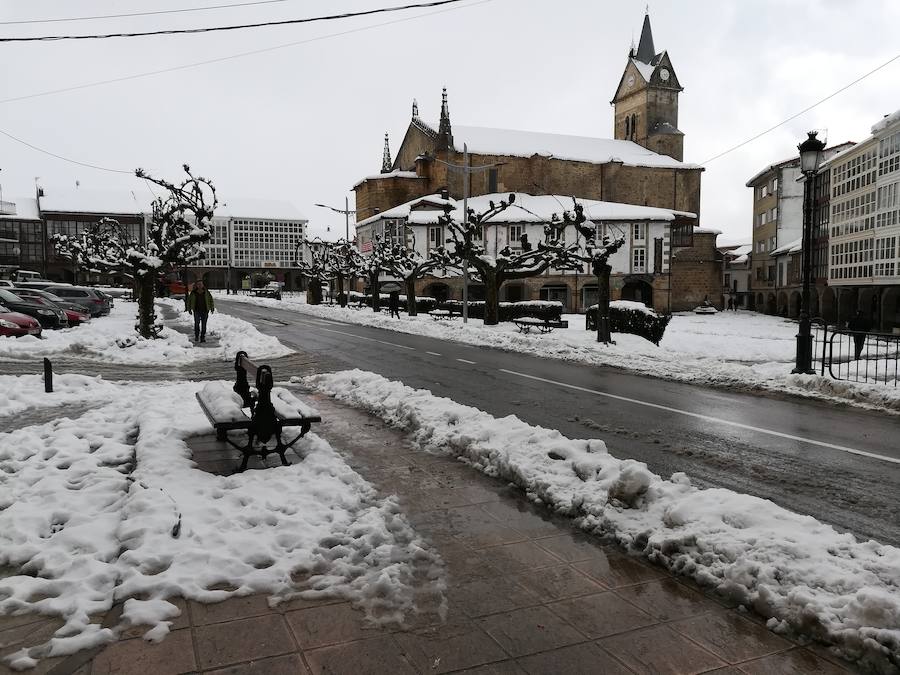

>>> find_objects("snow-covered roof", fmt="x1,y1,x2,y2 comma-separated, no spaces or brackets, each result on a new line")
821,135,876,168
220,198,306,221
745,156,799,187
631,58,655,82
0,197,40,221
871,108,900,135
450,125,700,169
38,188,149,215
357,192,695,228
694,228,722,235
352,170,422,189
771,237,802,256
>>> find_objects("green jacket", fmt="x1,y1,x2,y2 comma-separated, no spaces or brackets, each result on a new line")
187,289,215,313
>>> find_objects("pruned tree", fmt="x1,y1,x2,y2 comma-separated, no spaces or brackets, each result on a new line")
382,240,447,317
436,194,583,326
329,240,363,307
51,217,133,283
132,166,218,338
294,238,362,306
357,235,395,312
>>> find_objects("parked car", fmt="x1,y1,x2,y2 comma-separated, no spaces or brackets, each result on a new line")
0,289,68,329
43,285,111,317
11,288,92,326
0,304,42,338
14,280,70,291
0,280,14,288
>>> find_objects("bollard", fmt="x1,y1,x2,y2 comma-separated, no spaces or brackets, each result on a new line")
43,357,53,393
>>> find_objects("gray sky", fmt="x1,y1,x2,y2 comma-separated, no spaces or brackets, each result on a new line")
1,0,898,244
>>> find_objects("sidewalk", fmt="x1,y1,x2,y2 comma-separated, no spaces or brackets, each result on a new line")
0,389,859,675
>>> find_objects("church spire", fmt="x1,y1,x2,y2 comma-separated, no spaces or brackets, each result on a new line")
635,10,656,64
437,87,453,150
412,98,419,119
381,133,392,173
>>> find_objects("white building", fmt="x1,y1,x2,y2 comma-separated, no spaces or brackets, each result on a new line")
355,192,698,312
823,109,900,329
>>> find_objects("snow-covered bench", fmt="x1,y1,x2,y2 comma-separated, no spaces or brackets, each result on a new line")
194,351,321,471
512,316,569,334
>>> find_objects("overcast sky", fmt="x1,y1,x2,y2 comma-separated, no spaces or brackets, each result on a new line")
1,0,898,244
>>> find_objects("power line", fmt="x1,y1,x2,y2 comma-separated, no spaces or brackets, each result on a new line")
0,0,468,42
0,0,493,106
701,52,900,165
0,0,298,26
0,127,132,174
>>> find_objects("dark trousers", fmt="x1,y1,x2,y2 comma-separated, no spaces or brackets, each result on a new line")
193,311,209,340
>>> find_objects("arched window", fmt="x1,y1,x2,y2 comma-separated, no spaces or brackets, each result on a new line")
625,116,630,139
630,113,637,139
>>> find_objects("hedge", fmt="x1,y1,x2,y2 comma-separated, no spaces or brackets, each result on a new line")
349,295,563,321
585,301,671,345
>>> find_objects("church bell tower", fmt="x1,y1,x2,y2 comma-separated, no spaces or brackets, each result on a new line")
611,12,684,161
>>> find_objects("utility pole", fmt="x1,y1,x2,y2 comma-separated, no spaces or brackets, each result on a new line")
434,145,504,323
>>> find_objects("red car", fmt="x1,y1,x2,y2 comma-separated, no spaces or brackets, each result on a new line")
0,305,43,338
11,288,91,326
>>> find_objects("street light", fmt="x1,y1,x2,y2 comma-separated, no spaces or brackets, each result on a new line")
793,130,825,375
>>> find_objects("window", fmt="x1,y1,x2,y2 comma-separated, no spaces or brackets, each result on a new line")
632,223,645,242
767,265,775,282
625,116,630,139
632,247,646,273
770,207,778,221
769,236,777,250
428,226,442,249
508,225,522,249
670,222,693,247
487,168,498,193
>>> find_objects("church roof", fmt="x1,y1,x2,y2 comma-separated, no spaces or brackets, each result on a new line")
450,125,699,169
352,169,422,189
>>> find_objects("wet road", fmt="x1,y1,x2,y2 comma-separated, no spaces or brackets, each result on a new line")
219,299,900,546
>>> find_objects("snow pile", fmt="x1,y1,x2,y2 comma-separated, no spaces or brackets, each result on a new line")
0,379,443,669
219,293,900,412
310,369,900,671
0,373,124,418
0,298,291,364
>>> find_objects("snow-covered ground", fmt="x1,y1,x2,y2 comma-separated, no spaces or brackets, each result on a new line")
0,378,442,670
217,292,900,412
0,297,291,365
310,369,900,672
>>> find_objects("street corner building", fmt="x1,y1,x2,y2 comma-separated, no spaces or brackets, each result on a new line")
351,12,723,314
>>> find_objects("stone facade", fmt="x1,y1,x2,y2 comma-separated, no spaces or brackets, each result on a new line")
670,232,724,311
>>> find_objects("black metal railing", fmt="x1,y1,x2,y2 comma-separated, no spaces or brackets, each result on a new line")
825,328,900,387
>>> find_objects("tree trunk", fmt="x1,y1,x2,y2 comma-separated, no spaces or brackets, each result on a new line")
597,263,612,343
136,273,157,339
370,272,381,311
337,274,346,307
307,280,322,305
405,277,418,317
483,271,501,326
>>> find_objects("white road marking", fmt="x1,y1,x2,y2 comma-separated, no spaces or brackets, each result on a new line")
314,326,416,350
426,351,442,357
498,369,900,466
456,358,476,364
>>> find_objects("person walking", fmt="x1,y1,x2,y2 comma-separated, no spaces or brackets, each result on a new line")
388,290,401,319
847,310,872,360
727,297,734,311
187,279,215,342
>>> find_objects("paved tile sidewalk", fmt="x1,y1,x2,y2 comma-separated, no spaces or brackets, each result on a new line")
0,390,863,674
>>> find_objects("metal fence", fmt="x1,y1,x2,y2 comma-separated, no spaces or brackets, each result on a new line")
812,320,900,386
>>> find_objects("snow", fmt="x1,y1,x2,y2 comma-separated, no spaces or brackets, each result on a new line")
631,57,655,81
218,198,306,222
38,188,148,215
309,369,900,671
0,198,40,221
197,383,247,423
0,297,291,365
357,192,694,229
0,373,125,419
451,125,701,169
871,108,900,135
352,170,422,188
0,379,444,668
218,292,900,411
771,237,802,256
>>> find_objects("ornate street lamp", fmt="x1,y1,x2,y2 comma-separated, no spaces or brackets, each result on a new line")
793,131,825,374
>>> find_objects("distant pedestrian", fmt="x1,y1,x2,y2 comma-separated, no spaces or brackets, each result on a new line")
187,279,215,342
731,295,739,311
727,297,734,311
847,310,872,360
388,291,401,319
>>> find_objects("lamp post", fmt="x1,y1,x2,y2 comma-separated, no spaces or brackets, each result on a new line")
793,130,825,374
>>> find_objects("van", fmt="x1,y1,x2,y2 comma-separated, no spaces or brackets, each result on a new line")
12,270,42,283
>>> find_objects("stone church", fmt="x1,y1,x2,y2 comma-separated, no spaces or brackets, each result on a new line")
352,13,722,312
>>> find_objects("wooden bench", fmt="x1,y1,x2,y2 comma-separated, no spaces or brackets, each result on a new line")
195,350,321,471
428,309,461,321
512,316,569,334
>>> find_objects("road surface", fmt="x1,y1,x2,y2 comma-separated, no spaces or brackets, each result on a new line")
219,299,900,546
